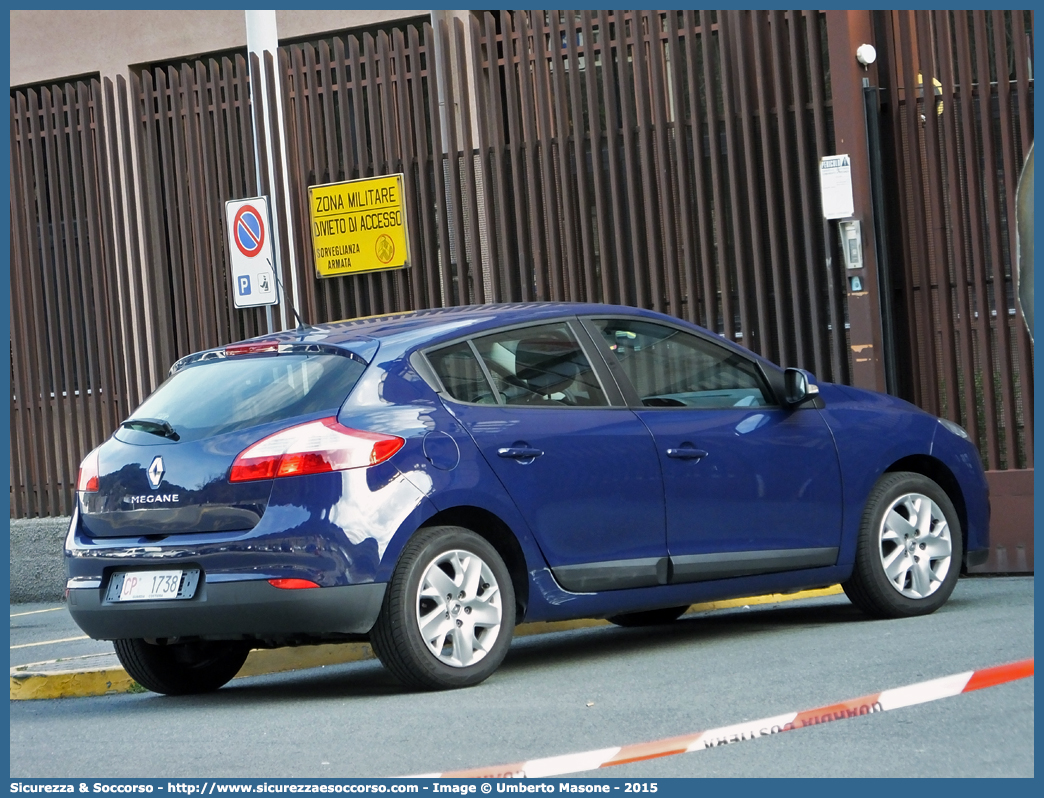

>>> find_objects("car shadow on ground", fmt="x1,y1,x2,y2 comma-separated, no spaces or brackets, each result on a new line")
90,597,875,707
502,598,867,670
71,590,986,711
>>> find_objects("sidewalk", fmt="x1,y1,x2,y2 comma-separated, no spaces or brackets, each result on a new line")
10,585,844,699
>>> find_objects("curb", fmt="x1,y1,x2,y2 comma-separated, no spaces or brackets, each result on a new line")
10,585,843,700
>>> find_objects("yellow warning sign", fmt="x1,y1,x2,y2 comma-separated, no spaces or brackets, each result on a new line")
308,174,410,278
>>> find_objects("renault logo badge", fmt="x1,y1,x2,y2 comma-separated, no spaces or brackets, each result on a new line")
147,456,165,490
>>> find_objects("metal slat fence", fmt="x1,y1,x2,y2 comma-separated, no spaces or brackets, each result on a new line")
5,10,853,516
9,10,1033,521
10,82,124,518
464,11,848,376
879,10,1033,470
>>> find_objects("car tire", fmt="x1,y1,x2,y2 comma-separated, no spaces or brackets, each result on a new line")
843,471,962,619
370,525,516,690
607,605,690,627
113,638,249,695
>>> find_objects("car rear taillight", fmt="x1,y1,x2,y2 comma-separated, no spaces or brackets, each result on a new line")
77,449,100,493
229,417,405,483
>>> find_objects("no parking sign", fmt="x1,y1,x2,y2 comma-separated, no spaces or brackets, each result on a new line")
225,196,278,308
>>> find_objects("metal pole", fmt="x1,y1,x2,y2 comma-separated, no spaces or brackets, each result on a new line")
863,82,899,396
430,10,453,153
245,10,292,332
1016,143,1034,341
269,45,303,328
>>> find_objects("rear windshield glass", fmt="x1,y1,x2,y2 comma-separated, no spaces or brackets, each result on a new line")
129,354,365,442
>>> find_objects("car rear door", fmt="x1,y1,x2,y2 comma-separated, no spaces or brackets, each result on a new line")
584,316,843,583
426,320,669,592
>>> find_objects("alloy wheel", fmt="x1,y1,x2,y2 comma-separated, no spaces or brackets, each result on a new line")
415,549,503,667
878,492,953,599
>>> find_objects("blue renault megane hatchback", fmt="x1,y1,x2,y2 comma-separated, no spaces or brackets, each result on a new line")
65,303,989,694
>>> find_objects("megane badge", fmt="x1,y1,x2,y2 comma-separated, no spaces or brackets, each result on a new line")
147,456,165,490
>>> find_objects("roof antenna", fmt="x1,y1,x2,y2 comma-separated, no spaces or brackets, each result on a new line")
268,258,311,333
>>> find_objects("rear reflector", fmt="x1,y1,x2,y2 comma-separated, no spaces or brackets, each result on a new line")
268,578,320,590
230,417,405,483
77,449,100,493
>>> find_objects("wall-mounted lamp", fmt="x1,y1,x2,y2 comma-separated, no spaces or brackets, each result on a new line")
856,43,877,68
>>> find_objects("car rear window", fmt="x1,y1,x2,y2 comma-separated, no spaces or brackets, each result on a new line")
472,324,609,407
128,354,366,442
427,322,609,407
425,342,499,404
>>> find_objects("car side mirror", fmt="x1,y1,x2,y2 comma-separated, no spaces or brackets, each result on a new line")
784,368,820,407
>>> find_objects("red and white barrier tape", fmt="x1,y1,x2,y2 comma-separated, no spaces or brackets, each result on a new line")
413,658,1033,778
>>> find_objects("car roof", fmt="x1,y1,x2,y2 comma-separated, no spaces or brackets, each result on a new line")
186,302,771,369
238,303,655,349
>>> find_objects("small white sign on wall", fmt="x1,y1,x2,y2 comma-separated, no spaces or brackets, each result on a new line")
820,155,855,220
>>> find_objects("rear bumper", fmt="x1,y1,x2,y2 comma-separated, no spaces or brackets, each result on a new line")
67,579,386,642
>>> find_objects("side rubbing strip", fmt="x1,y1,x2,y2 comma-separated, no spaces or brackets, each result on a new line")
551,557,669,592
670,547,839,583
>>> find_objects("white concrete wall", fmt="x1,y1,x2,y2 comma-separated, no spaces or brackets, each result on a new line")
10,9,426,86
9,517,70,603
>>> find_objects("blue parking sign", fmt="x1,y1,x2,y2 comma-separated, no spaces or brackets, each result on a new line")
238,275,251,296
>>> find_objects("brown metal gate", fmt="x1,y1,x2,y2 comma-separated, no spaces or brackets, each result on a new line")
10,81,127,518
464,11,848,380
8,8,1033,577
131,56,269,373
256,12,849,376
870,10,1033,571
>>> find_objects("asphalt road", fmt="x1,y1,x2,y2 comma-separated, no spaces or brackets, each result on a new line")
9,576,1033,778
10,603,114,668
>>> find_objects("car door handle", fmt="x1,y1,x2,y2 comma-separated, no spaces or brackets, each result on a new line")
497,447,545,460
666,447,708,460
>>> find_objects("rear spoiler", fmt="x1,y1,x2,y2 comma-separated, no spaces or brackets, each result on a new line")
169,339,377,376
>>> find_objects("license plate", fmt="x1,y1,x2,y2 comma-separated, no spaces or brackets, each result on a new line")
115,570,184,601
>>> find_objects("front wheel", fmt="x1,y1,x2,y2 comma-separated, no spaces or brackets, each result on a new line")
843,471,962,618
370,526,516,690
113,638,249,695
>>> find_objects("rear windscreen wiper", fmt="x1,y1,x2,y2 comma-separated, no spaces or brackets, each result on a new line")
120,418,180,441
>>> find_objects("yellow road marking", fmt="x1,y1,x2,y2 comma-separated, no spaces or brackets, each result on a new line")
687,584,843,612
10,585,846,699
10,607,65,618
11,635,88,650
516,585,845,637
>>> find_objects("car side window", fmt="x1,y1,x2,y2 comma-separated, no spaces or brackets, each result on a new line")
472,323,609,407
426,342,499,404
590,318,774,409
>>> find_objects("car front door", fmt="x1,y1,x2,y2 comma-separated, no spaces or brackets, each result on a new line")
584,317,843,583
425,320,668,592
